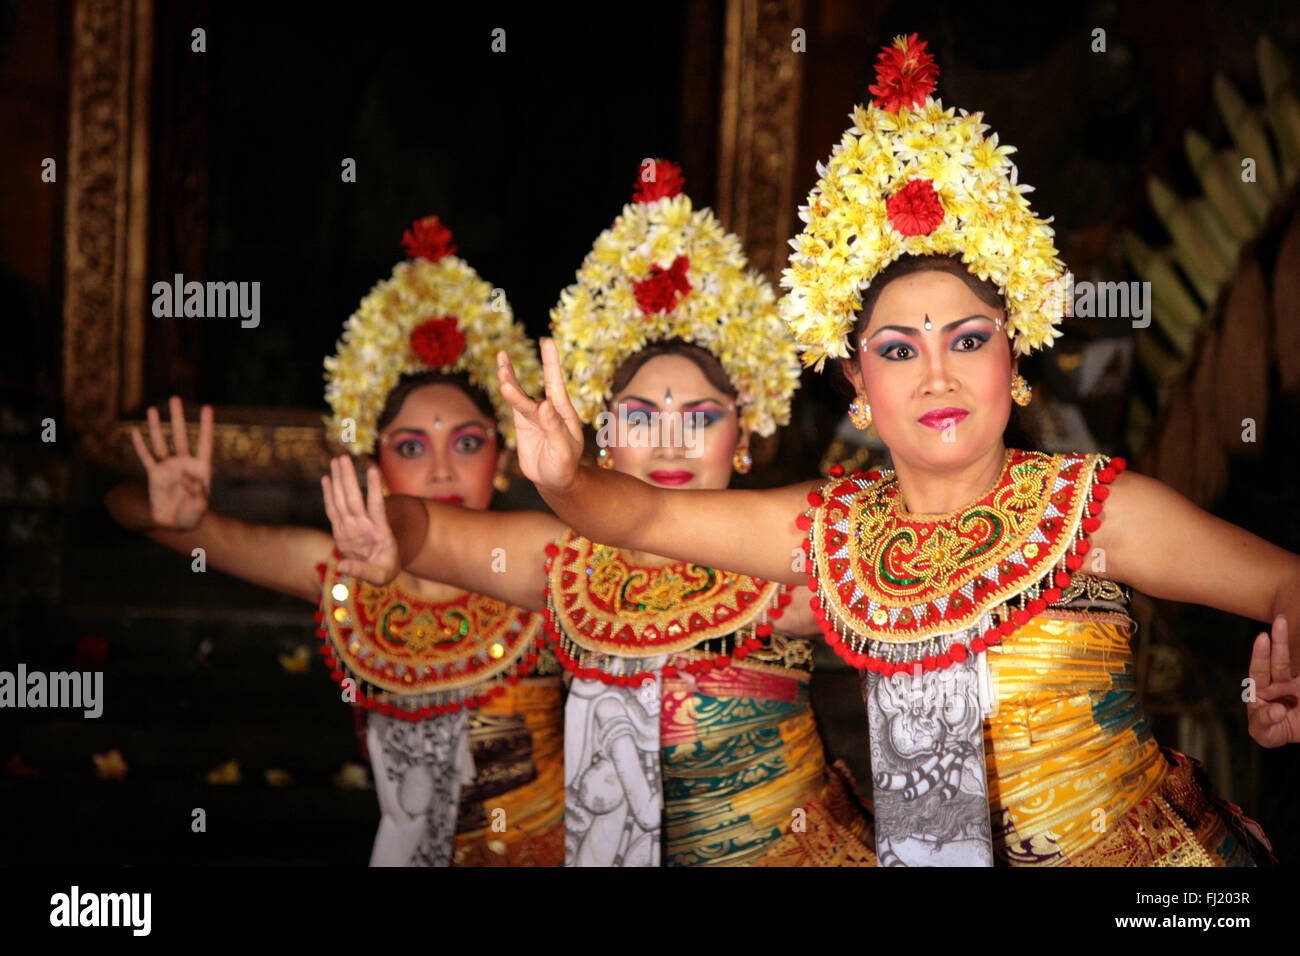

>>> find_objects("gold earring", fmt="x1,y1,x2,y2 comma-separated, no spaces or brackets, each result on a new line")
848,394,873,430
1010,374,1032,406
597,447,614,470
733,449,752,474
493,471,510,492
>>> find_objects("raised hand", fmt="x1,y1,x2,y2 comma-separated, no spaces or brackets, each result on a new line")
322,456,400,586
129,396,213,531
497,337,585,493
1247,614,1298,747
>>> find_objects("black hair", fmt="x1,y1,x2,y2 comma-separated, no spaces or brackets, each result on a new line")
375,370,496,434
609,339,738,402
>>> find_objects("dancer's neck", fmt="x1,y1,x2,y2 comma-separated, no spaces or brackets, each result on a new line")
890,443,1010,518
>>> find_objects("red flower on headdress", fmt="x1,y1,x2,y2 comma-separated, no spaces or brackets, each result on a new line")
410,317,467,368
886,179,944,236
868,33,939,112
633,255,692,314
633,159,686,204
402,216,457,262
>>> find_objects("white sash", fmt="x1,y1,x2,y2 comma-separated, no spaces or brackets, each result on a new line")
366,709,475,867
563,665,665,866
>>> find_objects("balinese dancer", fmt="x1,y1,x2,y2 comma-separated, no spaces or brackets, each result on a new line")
324,162,877,866
107,216,562,866
496,37,1298,866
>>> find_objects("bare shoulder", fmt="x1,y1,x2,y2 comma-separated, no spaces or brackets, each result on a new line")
1086,464,1300,623
1090,468,1188,553
758,479,824,525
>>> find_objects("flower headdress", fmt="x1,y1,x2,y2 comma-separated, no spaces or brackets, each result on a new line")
780,33,1068,371
549,160,801,436
323,216,543,454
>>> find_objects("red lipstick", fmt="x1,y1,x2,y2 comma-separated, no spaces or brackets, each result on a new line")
918,407,969,430
647,470,694,487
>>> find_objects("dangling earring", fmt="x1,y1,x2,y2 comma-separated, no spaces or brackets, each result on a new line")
1010,374,1032,407
848,394,873,430
733,448,752,474
492,471,510,492
597,447,614,469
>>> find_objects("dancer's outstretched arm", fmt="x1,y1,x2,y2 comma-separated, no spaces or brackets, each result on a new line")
322,455,563,612
105,396,331,603
497,338,813,587
1081,467,1300,746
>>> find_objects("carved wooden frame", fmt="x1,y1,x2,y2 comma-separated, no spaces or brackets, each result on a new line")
716,0,805,281
62,0,330,479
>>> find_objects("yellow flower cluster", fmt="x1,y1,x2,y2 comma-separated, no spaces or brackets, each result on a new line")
780,97,1068,371
550,193,801,436
323,254,542,454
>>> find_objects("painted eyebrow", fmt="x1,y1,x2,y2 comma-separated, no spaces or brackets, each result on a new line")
865,315,996,342
390,421,490,438
619,395,727,407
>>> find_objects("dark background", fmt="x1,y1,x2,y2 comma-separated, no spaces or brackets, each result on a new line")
2,0,1299,865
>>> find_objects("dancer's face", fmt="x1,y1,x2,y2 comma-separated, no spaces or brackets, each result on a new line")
846,270,1013,471
604,354,745,490
375,384,501,509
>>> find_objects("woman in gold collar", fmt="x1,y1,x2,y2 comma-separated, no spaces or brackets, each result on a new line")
493,37,1295,866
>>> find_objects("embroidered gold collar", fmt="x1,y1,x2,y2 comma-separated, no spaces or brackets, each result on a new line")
811,449,1102,644
318,551,539,696
547,530,780,658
